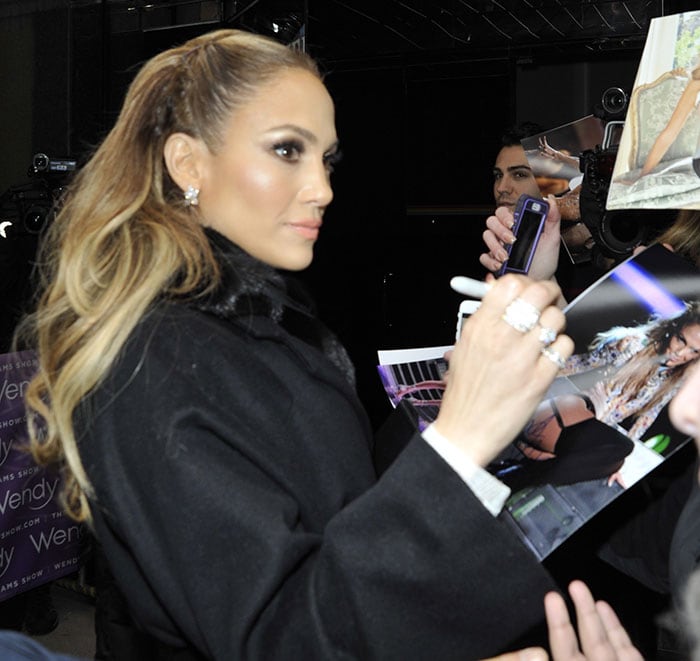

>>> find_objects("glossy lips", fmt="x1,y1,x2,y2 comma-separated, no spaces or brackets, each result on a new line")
288,220,322,240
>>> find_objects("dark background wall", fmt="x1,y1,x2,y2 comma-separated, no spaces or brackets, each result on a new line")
0,0,679,425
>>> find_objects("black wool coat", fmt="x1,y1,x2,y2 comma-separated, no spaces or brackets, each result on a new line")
78,236,554,660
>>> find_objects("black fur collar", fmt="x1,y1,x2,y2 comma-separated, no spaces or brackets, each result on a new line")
192,229,355,386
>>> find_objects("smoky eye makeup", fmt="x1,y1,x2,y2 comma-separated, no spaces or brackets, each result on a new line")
272,139,305,161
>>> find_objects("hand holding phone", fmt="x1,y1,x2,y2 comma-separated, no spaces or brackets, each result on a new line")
496,194,549,277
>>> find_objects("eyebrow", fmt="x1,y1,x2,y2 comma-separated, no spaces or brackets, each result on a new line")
493,165,533,174
677,330,700,351
269,124,339,151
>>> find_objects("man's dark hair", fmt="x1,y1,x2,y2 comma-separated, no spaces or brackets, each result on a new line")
500,122,544,148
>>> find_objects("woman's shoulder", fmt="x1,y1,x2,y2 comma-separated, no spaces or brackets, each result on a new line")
135,299,282,350
115,300,321,390
110,302,269,388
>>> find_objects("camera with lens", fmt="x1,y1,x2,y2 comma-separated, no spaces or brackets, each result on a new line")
29,152,77,177
0,153,76,239
596,86,630,120
576,88,674,261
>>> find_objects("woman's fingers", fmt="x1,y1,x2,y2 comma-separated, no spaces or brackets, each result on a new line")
434,275,572,465
479,209,518,272
480,649,548,661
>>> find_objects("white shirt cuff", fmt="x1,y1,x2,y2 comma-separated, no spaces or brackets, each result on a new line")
421,423,511,517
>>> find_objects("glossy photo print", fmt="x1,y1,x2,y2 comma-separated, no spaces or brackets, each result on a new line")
377,245,700,560
520,116,605,264
497,244,699,558
608,10,700,210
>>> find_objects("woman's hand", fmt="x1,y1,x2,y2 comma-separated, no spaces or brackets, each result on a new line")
538,137,580,170
479,196,563,288
434,275,573,466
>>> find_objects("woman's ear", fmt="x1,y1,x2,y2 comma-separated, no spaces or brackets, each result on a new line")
163,133,207,195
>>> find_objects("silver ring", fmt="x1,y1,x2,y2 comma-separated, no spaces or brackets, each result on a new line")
537,326,558,347
502,298,540,333
540,345,566,369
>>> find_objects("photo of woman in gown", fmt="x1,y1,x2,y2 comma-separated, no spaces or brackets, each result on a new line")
614,62,700,187
640,63,700,178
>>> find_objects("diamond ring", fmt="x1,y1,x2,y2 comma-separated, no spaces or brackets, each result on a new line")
538,326,558,347
540,345,566,369
502,298,540,333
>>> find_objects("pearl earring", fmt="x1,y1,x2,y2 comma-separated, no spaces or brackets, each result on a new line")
184,185,199,206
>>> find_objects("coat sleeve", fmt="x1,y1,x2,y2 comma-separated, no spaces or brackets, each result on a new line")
81,308,555,661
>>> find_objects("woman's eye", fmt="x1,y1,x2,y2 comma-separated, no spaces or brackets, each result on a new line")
324,150,342,173
273,141,303,161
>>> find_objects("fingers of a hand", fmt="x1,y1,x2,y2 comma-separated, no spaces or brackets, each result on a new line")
479,253,502,273
537,334,573,378
494,205,517,229
482,228,510,262
568,581,633,661
485,276,563,317
544,195,561,227
594,601,644,660
480,649,548,661
477,278,572,386
486,214,516,243
537,307,567,338
544,591,583,660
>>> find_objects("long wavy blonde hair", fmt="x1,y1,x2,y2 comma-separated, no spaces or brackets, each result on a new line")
18,30,320,523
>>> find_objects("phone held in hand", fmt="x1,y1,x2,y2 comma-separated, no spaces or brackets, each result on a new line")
496,194,549,277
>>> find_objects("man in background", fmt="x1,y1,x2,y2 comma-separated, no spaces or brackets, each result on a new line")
492,122,544,211
486,121,607,300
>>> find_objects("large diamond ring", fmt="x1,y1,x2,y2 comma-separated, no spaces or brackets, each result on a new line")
538,326,558,347
540,345,566,369
502,298,540,333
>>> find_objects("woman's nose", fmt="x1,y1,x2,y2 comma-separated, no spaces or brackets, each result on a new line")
299,160,333,208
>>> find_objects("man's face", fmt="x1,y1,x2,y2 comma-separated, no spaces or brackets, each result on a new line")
492,144,541,210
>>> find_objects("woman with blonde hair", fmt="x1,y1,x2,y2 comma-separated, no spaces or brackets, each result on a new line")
15,27,602,660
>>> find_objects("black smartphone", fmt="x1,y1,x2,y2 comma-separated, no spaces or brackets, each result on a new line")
497,194,549,276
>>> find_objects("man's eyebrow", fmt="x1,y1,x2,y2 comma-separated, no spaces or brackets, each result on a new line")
506,165,532,172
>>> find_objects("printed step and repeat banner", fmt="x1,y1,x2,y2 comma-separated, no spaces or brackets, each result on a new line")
0,350,83,601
